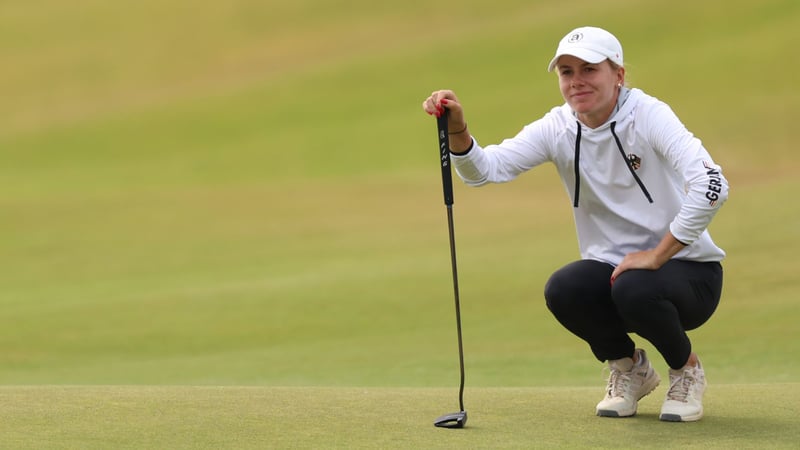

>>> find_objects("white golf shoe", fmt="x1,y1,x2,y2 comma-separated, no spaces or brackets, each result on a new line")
660,360,707,422
596,348,661,417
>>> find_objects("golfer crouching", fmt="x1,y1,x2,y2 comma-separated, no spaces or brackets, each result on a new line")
422,26,728,422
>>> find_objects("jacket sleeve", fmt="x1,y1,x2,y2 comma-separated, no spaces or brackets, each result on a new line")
646,102,729,245
451,117,554,186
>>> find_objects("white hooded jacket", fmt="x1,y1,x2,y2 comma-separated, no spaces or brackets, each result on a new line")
452,88,728,266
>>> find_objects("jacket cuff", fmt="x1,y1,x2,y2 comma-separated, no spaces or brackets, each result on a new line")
450,138,475,156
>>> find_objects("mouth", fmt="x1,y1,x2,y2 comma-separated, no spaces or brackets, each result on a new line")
572,91,592,99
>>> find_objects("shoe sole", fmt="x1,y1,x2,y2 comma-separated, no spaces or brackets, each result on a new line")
596,409,627,418
596,373,661,418
659,409,703,422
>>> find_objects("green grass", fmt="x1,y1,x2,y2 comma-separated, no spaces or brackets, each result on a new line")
1,0,799,447
1,385,798,449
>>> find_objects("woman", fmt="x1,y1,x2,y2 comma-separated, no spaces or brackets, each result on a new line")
422,26,727,422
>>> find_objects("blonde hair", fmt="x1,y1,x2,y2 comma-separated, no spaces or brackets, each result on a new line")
608,60,629,87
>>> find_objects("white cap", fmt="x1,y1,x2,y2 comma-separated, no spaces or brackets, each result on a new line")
547,26,623,72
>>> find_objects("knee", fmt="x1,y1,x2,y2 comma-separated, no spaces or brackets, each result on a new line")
544,270,574,315
544,260,612,315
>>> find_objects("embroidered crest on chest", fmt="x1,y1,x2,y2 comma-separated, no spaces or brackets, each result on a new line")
626,154,642,170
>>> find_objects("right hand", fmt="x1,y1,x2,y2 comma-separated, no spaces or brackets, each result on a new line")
422,90,466,126
422,90,471,152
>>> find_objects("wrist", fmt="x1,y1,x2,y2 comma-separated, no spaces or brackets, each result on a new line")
448,122,468,135
450,137,474,155
653,232,687,266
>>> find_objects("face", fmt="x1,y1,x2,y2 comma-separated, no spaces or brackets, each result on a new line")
556,55,625,127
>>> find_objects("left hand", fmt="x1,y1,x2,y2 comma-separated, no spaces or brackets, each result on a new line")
611,232,687,284
610,249,662,284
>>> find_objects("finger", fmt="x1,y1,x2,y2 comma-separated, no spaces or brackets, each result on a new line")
433,90,456,107
440,98,461,115
430,91,442,107
426,90,460,118
422,97,439,116
610,266,622,285
422,99,432,115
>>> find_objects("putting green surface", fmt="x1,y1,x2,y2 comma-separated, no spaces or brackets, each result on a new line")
1,0,799,448
1,385,798,449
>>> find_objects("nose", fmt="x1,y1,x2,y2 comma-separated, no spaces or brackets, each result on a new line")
570,73,583,88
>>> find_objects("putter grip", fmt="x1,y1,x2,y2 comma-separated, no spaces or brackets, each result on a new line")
436,113,454,206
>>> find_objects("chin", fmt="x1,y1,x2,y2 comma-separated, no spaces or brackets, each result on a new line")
570,104,594,115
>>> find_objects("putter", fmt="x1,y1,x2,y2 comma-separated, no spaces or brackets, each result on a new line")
432,110,468,429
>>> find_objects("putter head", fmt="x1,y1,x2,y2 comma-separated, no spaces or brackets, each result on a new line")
433,411,468,429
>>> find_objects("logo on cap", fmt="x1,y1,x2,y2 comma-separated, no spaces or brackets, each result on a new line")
568,33,583,43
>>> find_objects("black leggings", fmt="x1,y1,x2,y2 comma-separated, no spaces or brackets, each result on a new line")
544,259,723,369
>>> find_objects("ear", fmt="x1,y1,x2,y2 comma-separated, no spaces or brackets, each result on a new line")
617,66,626,86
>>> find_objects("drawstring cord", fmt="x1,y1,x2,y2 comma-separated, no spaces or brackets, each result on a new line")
610,122,654,204
572,121,654,208
573,121,582,207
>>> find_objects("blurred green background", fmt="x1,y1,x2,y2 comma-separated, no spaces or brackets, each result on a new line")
1,0,798,388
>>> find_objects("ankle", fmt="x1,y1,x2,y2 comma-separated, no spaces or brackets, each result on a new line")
671,353,701,373
609,354,635,372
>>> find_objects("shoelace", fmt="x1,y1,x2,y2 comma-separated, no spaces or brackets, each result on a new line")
666,370,695,402
605,368,633,398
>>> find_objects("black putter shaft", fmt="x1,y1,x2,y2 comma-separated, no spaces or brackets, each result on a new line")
433,111,468,429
